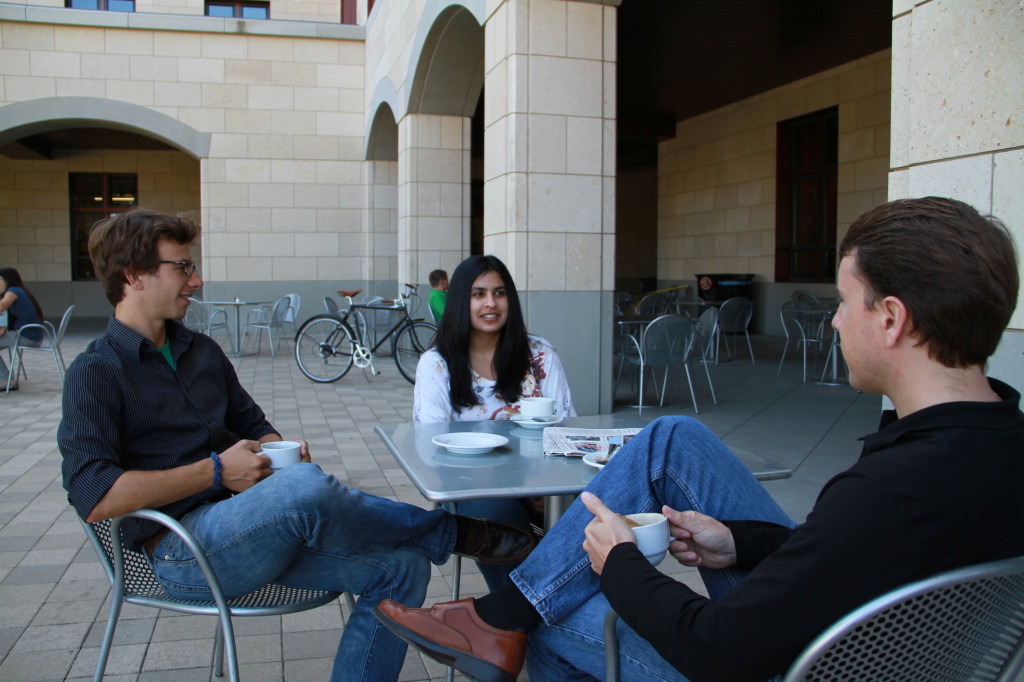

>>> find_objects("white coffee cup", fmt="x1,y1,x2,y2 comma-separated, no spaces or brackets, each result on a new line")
520,397,556,419
624,513,670,566
261,441,302,470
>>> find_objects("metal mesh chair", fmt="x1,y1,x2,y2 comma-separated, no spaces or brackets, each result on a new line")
324,295,341,316
715,296,755,364
283,293,302,336
784,555,1024,681
618,314,714,414
604,555,1024,682
613,290,636,316
185,298,232,346
81,509,349,682
637,291,676,317
241,295,291,356
5,304,74,391
778,301,824,382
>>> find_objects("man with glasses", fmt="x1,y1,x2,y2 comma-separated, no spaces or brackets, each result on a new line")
58,208,536,682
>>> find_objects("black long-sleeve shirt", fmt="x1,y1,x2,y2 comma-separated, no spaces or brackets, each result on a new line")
602,380,1024,682
59,317,277,551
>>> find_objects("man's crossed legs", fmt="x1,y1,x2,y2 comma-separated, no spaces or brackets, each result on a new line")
147,463,535,682
375,416,795,681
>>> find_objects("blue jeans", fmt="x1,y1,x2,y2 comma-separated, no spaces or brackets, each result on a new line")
510,417,796,681
148,463,456,682
0,333,40,382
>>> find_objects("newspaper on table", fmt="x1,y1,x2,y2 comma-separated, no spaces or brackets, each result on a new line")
542,427,642,462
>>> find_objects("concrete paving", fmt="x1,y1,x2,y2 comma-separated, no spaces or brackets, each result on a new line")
0,320,880,681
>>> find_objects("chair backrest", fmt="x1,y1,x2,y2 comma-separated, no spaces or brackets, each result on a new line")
284,294,301,323
795,291,823,309
324,296,341,316
269,296,292,325
783,555,1024,682
717,297,753,333
52,305,75,345
779,301,809,341
693,307,719,359
614,290,636,315
637,292,674,317
80,516,171,598
641,314,694,367
678,299,707,321
185,298,210,331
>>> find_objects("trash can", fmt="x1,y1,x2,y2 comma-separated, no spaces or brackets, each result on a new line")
695,274,754,302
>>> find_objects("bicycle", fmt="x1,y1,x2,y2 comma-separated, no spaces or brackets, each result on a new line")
294,284,437,384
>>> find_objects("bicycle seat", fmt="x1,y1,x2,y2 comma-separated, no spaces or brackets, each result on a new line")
337,289,362,298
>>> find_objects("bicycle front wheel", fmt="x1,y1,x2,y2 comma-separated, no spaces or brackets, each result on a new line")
393,320,437,384
295,315,356,383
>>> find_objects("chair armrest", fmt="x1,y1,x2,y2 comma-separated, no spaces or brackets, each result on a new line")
604,610,621,682
622,331,642,358
9,323,55,346
244,308,270,326
108,509,235,608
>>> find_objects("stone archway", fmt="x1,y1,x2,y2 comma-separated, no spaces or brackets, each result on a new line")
0,97,211,159
394,2,485,286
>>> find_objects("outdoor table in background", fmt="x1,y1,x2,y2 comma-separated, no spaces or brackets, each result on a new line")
204,299,271,357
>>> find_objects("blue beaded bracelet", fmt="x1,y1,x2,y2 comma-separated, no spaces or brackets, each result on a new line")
210,451,223,491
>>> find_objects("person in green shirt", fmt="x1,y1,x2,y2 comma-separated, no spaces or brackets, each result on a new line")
428,269,448,324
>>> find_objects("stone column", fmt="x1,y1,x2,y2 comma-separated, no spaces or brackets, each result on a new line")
484,0,619,415
397,113,472,289
889,0,1024,388
364,159,398,294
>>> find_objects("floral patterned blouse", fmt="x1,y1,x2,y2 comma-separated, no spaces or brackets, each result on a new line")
413,335,576,422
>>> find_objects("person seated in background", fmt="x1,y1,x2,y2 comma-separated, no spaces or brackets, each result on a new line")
58,208,537,682
0,266,46,391
414,254,576,590
428,268,448,324
374,196,1024,682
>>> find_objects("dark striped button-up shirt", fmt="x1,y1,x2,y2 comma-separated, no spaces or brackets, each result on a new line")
59,317,277,550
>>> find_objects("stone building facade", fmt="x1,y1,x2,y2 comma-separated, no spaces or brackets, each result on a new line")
2,0,1022,411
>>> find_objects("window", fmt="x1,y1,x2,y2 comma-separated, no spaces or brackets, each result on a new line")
65,0,135,11
205,0,269,18
342,0,357,24
69,173,138,280
775,107,838,283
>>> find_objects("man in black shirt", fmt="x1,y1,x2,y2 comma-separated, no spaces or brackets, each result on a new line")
373,196,1024,682
58,208,536,682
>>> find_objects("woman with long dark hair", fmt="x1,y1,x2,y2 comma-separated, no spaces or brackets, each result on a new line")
413,255,575,589
0,267,46,390
414,254,574,421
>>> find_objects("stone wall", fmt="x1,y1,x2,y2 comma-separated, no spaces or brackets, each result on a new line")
657,50,891,286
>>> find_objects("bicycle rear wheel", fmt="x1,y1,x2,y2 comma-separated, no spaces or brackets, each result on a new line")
393,320,437,383
295,315,356,383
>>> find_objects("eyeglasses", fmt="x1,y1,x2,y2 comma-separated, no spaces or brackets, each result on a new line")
158,260,199,277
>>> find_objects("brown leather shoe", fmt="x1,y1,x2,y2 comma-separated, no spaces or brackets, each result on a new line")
454,516,538,565
373,598,525,682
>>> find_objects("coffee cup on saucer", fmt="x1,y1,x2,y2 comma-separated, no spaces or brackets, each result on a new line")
520,397,556,419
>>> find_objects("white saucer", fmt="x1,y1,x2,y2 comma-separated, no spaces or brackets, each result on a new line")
510,415,562,430
583,452,608,469
431,432,509,456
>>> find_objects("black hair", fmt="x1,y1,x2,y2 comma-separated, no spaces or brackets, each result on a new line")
436,255,531,409
0,267,44,322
